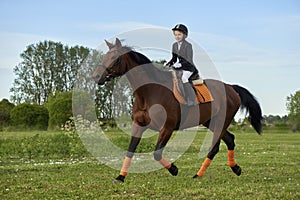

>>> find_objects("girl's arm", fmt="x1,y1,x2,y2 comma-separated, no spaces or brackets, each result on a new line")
168,53,177,66
166,43,177,66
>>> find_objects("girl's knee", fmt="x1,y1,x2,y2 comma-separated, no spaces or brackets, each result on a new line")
182,71,193,83
182,76,189,83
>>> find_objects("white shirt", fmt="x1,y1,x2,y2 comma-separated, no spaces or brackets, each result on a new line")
177,41,182,51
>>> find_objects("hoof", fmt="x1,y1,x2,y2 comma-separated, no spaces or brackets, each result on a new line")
193,174,199,179
168,163,178,176
113,175,125,184
231,165,242,176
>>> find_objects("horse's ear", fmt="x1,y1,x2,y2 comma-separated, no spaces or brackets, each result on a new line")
105,40,113,49
115,38,122,48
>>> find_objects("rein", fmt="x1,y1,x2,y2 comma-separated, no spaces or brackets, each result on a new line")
100,54,123,81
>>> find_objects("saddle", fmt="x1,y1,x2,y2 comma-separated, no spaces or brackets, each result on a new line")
171,70,213,104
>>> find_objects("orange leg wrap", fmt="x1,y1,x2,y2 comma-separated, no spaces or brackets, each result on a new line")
197,158,212,177
158,157,172,169
228,150,236,167
120,156,132,177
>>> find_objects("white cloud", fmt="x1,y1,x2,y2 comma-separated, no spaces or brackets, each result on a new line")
247,15,300,34
0,31,98,69
191,32,265,62
76,21,161,33
0,68,14,100
1,20,298,115
190,30,300,69
188,29,300,116
0,31,62,68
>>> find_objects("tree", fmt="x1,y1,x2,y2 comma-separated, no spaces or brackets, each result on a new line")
286,91,300,132
95,79,116,120
10,103,49,130
0,99,15,130
72,89,97,122
47,91,72,130
263,115,288,125
10,41,90,104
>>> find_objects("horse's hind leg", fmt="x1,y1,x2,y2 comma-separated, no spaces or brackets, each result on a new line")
222,130,242,176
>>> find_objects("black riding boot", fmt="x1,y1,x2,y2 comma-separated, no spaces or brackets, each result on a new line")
183,83,196,106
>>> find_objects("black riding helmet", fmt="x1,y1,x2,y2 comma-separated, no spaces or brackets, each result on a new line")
172,24,188,36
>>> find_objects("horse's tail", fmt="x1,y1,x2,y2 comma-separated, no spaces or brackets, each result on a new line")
232,85,263,134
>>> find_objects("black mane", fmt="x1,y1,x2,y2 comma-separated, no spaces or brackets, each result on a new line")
126,48,152,65
124,47,172,83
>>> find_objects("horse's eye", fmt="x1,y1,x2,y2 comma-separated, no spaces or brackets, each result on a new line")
111,56,117,60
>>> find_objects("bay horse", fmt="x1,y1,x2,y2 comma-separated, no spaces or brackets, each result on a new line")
92,38,262,183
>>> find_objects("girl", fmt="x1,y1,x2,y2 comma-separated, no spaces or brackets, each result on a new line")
165,24,199,106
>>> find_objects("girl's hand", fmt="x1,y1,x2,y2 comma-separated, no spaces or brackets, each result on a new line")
173,62,182,68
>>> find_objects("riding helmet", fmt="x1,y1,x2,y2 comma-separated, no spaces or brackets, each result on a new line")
172,24,188,36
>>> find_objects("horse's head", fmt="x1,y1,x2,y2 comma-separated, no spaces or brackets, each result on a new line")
93,38,129,85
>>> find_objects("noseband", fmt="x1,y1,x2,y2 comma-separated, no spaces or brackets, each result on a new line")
99,54,123,81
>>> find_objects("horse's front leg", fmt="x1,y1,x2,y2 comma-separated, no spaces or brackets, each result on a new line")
193,118,223,178
114,123,146,183
153,127,178,176
193,140,220,178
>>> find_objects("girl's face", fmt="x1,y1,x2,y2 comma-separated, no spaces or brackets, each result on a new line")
173,30,185,42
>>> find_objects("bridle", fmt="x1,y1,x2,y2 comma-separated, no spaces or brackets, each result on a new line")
99,50,124,81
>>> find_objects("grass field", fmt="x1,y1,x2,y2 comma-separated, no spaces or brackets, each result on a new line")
1,128,299,199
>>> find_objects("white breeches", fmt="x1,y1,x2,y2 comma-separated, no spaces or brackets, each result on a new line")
181,70,193,83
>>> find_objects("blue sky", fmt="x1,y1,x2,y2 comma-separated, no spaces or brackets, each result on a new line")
0,0,299,116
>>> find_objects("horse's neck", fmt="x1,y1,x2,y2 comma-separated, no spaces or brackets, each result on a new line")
125,60,173,95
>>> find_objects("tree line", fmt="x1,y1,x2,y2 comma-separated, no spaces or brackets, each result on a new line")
0,40,299,131
1,40,133,130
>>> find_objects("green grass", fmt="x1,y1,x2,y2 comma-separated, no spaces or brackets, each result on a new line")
1,128,299,199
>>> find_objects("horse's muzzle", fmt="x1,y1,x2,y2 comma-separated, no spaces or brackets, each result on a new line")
92,74,104,85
